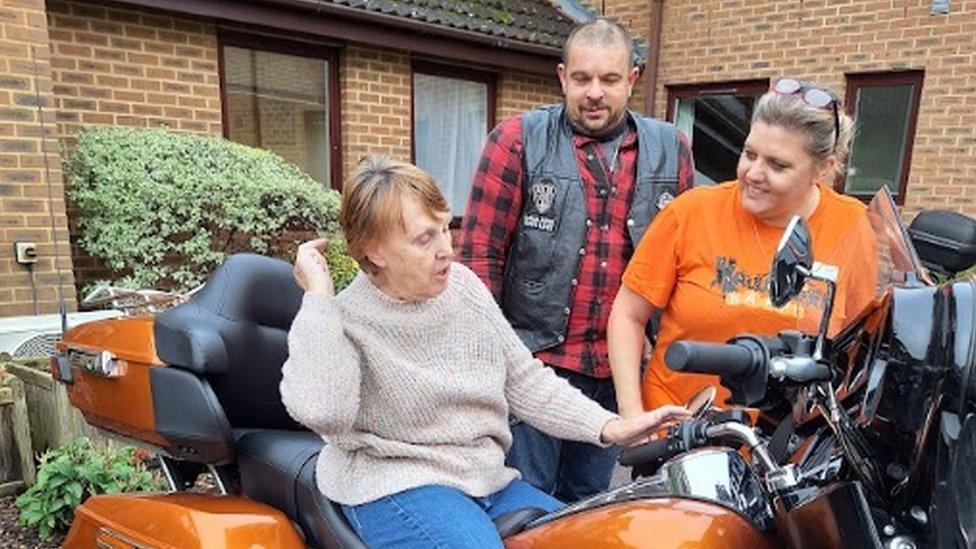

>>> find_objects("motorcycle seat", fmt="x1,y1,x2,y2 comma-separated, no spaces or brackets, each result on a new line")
235,429,545,546
236,429,365,549
493,507,548,537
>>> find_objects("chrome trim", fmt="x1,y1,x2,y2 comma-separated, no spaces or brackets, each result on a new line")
158,456,180,492
530,448,773,531
704,422,778,474
208,463,229,495
97,526,154,549
66,346,122,378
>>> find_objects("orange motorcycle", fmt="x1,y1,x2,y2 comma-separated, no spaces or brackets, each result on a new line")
51,188,976,548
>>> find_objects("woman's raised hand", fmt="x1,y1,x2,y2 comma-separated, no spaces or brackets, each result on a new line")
600,405,693,447
294,238,335,296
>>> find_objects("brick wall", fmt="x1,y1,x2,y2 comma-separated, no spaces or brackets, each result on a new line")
46,0,222,145
0,0,76,316
497,71,561,124
340,46,412,180
643,0,976,217
598,0,651,114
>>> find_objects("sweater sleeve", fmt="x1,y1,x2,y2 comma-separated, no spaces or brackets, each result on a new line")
452,265,617,445
280,292,362,437
503,342,617,446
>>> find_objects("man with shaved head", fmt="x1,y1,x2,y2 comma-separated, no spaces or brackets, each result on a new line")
458,18,694,502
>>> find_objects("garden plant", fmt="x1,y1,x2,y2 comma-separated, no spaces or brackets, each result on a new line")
15,438,160,539
66,126,357,293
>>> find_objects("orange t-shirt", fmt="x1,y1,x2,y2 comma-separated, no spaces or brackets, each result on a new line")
622,181,872,408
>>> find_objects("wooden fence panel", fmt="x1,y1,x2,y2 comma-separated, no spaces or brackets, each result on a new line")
0,375,35,496
4,361,109,453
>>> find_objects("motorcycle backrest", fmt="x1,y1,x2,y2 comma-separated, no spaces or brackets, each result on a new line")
152,253,305,463
909,210,976,276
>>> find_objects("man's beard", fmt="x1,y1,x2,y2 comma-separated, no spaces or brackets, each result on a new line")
568,104,627,139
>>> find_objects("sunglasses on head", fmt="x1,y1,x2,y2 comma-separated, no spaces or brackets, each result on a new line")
772,78,840,150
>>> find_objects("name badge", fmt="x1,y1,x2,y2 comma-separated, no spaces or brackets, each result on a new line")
523,214,555,232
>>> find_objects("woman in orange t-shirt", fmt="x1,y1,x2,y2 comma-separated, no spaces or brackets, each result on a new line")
608,79,873,414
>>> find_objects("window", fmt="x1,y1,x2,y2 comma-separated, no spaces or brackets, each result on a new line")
412,61,495,217
844,71,924,203
219,33,341,189
667,80,767,185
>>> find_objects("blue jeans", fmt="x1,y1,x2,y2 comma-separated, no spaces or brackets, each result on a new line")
340,480,563,548
506,367,619,503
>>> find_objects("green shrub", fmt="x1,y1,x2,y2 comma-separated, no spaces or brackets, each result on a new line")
15,438,162,539
66,126,357,292
324,233,359,293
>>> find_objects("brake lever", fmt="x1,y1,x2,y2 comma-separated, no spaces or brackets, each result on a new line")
769,356,832,383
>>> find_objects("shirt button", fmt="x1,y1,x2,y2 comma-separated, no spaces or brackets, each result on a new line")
556,335,565,343
585,218,593,227
611,187,618,195
626,218,635,227
600,261,608,269
571,278,579,286
563,307,571,315
601,224,609,231
578,247,585,256
586,154,594,161
598,188,608,197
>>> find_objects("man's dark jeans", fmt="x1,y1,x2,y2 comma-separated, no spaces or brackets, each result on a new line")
505,367,619,503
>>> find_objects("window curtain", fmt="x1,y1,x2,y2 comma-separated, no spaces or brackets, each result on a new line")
413,73,488,213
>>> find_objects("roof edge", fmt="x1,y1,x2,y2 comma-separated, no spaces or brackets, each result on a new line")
551,0,598,24
257,0,564,57
94,0,563,74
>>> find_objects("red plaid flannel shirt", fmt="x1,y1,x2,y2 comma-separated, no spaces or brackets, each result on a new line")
458,114,694,378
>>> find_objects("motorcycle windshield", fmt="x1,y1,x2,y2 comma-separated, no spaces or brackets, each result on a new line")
798,186,928,337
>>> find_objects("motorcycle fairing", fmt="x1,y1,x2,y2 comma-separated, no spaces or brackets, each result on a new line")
504,497,776,549
932,412,976,547
530,447,773,532
63,492,306,548
773,481,882,549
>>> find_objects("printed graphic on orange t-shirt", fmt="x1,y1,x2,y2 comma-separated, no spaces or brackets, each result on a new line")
622,181,870,409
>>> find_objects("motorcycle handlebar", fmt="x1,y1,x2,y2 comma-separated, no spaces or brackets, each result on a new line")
618,418,779,475
664,340,762,378
618,420,711,467
618,438,677,467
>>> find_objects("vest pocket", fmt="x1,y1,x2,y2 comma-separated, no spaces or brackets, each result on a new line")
508,232,557,283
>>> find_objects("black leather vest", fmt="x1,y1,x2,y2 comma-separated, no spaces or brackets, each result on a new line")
501,104,680,352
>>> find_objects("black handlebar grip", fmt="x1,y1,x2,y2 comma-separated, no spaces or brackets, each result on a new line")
664,340,758,378
618,438,677,467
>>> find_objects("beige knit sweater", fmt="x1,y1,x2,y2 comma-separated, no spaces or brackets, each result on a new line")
280,262,617,506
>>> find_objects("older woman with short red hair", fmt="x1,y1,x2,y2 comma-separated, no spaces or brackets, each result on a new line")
280,155,690,548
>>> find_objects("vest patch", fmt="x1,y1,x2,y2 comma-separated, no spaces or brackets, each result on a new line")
530,182,556,214
523,213,555,231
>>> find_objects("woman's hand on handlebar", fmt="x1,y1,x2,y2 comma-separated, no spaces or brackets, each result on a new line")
600,405,693,447
294,238,335,296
